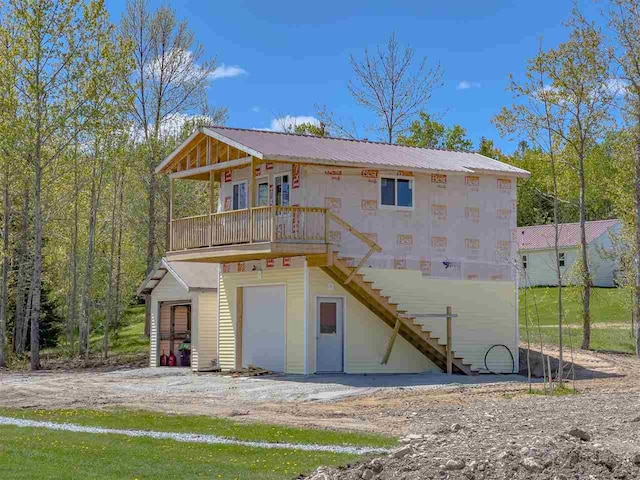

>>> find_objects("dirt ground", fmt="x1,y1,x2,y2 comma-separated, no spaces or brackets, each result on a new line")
2,347,640,478
0,346,637,443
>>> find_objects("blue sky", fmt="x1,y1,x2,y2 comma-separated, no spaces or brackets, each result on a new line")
106,0,604,153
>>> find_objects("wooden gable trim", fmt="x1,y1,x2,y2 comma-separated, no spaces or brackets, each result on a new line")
156,127,264,175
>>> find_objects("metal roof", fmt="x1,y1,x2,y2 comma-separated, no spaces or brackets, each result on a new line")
157,126,530,177
137,259,218,295
517,219,620,251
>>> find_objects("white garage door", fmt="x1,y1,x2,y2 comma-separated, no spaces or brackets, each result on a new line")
242,285,286,372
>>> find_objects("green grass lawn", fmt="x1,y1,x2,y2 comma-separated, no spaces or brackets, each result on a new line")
0,426,357,479
0,408,393,479
36,304,149,367
519,286,637,353
0,408,395,448
94,304,149,355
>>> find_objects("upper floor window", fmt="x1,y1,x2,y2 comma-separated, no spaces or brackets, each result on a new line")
522,255,527,270
380,177,413,209
256,178,269,206
274,173,290,206
232,181,247,210
558,252,565,267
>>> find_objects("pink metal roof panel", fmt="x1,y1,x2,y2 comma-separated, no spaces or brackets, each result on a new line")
205,126,530,176
517,219,620,251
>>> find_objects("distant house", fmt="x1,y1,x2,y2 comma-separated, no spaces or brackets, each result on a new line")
142,126,530,375
517,219,622,287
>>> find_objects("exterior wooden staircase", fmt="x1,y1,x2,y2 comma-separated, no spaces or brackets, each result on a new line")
321,250,477,375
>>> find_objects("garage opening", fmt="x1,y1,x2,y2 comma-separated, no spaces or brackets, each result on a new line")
159,302,191,367
240,285,286,372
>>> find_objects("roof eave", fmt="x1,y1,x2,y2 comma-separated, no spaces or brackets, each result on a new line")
261,154,475,174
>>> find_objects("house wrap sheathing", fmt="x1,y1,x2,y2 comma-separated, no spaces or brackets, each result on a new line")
155,127,529,374
216,165,519,374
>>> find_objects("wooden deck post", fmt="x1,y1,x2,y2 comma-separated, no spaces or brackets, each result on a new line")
270,205,276,242
208,172,215,246
169,177,175,251
249,157,256,242
324,210,330,244
446,306,453,375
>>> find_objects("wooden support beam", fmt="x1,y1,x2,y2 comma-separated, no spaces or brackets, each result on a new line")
446,306,453,375
381,317,402,365
169,156,252,179
305,254,329,267
249,157,256,242
169,177,175,250
236,287,243,370
345,245,375,284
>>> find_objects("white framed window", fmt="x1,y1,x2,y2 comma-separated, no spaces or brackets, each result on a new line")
274,172,290,207
379,176,414,209
558,252,565,267
255,177,269,207
522,255,527,270
232,180,247,210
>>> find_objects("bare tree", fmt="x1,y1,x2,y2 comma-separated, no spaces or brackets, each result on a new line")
348,32,442,143
121,0,219,274
494,39,569,381
607,0,640,356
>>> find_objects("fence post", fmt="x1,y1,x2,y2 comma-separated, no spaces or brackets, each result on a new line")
446,306,453,375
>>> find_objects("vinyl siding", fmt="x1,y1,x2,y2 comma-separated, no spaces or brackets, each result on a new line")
193,292,218,370
149,273,218,371
519,224,621,288
307,268,439,374
519,247,579,287
363,268,518,373
218,268,305,373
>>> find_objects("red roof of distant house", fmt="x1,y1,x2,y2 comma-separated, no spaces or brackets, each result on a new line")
517,219,620,251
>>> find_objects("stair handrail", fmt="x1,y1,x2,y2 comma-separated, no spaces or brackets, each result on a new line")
325,210,382,284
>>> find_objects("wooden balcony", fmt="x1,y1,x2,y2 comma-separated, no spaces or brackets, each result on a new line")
167,206,329,262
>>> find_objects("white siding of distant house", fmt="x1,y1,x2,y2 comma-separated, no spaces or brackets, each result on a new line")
519,224,621,287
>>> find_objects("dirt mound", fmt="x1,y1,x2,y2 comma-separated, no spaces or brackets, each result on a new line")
302,433,640,480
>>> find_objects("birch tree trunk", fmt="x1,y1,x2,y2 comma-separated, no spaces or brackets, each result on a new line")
30,158,43,370
13,189,29,355
635,118,640,357
579,152,593,350
78,147,105,359
66,150,80,354
103,166,121,359
0,165,9,368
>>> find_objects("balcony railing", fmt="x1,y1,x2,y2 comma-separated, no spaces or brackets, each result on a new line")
170,206,328,251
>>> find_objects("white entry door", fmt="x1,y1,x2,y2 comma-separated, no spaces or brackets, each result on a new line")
316,297,344,373
242,285,286,372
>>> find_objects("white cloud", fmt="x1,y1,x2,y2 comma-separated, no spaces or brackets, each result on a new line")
270,115,320,132
211,64,248,80
130,112,216,144
603,78,629,96
457,80,481,90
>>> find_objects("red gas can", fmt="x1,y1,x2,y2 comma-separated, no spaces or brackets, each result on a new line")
168,351,177,367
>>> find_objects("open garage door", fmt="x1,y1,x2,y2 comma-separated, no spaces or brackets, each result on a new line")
241,285,285,372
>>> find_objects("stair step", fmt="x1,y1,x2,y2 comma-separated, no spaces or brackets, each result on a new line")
323,260,475,376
